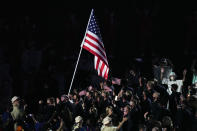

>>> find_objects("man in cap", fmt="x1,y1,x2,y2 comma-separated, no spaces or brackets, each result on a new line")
72,116,85,131
10,96,25,130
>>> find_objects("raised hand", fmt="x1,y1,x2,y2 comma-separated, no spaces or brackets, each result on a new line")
161,67,165,73
183,69,187,76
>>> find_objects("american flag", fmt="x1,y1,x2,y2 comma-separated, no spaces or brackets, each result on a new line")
81,9,109,80
112,77,121,85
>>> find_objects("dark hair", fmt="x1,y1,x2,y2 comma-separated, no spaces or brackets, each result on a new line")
74,94,80,101
48,97,55,104
162,116,173,128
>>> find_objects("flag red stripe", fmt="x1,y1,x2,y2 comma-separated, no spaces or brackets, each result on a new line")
102,65,107,77
85,36,106,57
96,57,100,70
86,33,105,49
104,70,107,79
94,56,109,80
105,68,109,79
100,62,105,77
83,44,108,66
84,39,107,59
83,42,108,65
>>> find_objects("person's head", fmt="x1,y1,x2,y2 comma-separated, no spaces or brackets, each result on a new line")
139,124,147,131
147,81,154,91
123,105,131,116
125,90,131,96
11,96,20,107
153,92,160,102
47,97,55,106
152,127,160,131
129,69,136,76
101,91,106,97
129,100,136,109
86,91,91,98
75,116,83,126
151,121,162,131
102,92,108,99
88,85,93,92
73,94,80,103
106,106,113,116
162,116,173,129
169,72,176,81
61,94,69,102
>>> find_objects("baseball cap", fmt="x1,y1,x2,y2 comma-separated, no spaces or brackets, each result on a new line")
75,116,83,123
11,96,19,103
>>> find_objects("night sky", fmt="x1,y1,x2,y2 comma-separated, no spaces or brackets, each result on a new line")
0,1,197,94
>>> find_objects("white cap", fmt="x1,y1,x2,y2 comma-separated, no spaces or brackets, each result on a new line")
102,116,112,125
75,116,83,123
11,96,19,103
169,72,176,76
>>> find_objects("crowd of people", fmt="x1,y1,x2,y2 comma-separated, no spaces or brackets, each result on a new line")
0,58,196,131
1,4,197,131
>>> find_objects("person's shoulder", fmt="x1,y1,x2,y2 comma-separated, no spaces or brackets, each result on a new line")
176,80,183,83
104,126,117,131
162,78,169,84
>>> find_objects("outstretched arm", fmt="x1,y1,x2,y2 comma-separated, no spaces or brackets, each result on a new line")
160,67,165,82
183,69,187,82
116,117,128,130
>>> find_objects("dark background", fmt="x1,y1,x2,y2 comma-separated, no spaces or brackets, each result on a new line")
0,1,197,102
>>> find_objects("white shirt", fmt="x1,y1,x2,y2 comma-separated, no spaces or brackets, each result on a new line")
162,78,183,95
101,125,117,131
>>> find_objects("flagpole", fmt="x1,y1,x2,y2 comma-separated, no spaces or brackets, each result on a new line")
68,9,94,95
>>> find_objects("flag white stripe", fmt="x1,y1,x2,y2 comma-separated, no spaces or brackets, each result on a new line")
87,31,104,48
95,56,109,78
97,60,103,76
85,36,107,57
102,65,107,77
94,56,98,69
84,42,108,65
